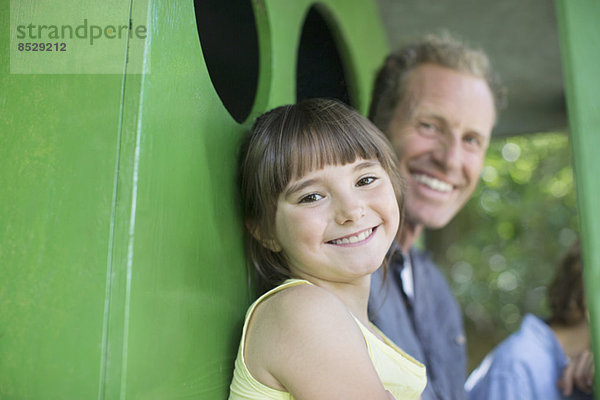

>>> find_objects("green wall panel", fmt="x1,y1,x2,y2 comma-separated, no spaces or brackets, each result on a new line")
556,0,600,394
1,1,130,397
1,0,388,398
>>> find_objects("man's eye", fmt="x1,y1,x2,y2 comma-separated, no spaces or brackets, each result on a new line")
464,135,482,148
299,193,323,203
357,176,377,186
418,122,438,135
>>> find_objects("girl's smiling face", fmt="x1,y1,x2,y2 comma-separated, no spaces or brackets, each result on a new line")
272,158,400,285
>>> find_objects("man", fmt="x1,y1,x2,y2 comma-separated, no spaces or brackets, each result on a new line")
368,33,504,400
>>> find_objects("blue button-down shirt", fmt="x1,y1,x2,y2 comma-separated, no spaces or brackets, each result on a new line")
369,244,467,400
466,314,593,400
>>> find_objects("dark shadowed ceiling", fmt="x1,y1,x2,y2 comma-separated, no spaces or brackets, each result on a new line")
375,0,566,137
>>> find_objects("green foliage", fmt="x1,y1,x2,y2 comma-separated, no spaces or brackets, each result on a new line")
426,132,579,366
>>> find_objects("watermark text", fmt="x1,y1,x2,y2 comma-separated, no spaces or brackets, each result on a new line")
16,19,147,46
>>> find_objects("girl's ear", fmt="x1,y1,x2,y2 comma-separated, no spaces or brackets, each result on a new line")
245,218,282,252
261,238,282,253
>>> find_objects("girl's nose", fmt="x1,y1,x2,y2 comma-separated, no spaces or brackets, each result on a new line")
334,195,365,225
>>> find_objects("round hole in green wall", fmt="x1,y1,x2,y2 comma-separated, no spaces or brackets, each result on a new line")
296,6,352,107
194,0,259,123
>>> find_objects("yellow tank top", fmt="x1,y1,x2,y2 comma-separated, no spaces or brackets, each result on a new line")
229,279,426,400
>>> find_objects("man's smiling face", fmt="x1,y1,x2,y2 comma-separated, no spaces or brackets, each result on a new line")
388,63,496,230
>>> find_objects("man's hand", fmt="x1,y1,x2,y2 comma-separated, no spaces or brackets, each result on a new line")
558,349,594,396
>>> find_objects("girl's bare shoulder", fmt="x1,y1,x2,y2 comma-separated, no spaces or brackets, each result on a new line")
252,283,352,337
245,283,362,385
246,283,391,399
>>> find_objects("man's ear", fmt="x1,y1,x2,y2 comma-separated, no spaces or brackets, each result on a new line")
245,218,282,252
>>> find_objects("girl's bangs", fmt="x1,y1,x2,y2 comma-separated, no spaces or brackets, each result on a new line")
285,124,382,181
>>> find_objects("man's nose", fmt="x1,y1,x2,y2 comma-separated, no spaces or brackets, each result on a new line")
434,134,462,171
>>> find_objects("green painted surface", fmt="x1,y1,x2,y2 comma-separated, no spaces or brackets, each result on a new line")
1,0,387,398
254,0,388,115
555,0,600,394
1,3,128,398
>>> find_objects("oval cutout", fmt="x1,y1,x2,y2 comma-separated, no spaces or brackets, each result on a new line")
296,6,352,106
194,0,259,123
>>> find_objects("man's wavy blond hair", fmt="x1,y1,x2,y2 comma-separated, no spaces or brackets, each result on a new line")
369,32,506,136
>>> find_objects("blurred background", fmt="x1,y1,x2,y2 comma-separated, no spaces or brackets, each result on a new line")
427,133,577,370
373,0,577,370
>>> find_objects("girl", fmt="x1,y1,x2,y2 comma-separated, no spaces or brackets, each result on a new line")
229,98,426,400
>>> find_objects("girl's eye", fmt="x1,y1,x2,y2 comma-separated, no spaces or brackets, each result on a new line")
357,176,377,187
298,193,323,203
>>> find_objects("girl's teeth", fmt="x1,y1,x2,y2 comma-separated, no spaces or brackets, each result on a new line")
333,228,372,245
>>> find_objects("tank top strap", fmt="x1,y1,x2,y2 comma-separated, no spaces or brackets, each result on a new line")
239,279,312,358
